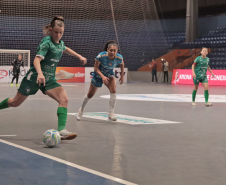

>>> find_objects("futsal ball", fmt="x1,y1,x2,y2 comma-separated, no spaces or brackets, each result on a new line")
43,129,61,147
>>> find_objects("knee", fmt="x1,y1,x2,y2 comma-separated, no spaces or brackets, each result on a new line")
59,96,68,106
87,93,94,99
110,89,116,94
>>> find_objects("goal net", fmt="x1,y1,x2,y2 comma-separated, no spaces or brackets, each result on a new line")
0,49,30,83
0,0,167,73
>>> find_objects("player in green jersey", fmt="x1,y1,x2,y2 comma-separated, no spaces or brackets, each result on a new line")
192,47,214,107
0,16,87,140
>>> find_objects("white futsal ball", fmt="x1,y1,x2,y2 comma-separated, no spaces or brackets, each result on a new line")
43,129,61,147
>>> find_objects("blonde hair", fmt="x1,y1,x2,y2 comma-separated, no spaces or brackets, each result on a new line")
43,16,64,36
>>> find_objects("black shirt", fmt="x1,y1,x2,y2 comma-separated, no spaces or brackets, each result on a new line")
12,59,24,69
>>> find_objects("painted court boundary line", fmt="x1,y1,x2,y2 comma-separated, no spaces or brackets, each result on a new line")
0,139,137,185
0,135,17,137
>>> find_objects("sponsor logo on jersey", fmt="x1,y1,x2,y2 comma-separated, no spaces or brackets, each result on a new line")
27,71,33,80
44,65,55,71
0,70,8,79
50,59,59,63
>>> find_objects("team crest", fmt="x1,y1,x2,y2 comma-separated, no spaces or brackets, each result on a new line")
25,87,31,94
109,63,112,66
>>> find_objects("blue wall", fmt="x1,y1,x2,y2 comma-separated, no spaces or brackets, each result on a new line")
160,14,226,36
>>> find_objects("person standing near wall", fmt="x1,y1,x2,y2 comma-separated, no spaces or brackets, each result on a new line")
151,59,157,83
161,58,169,83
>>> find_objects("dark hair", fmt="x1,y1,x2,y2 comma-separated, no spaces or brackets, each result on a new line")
43,16,65,36
103,40,118,51
201,47,208,51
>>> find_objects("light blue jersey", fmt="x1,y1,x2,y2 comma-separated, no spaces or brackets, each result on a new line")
91,51,123,87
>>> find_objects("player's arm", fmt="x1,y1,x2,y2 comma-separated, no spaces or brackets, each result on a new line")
64,47,87,65
119,60,124,85
94,59,109,85
192,57,198,78
11,60,15,70
33,56,45,86
208,66,214,77
192,63,196,78
22,61,26,71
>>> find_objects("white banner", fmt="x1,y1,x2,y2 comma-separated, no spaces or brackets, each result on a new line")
85,67,128,83
0,66,29,82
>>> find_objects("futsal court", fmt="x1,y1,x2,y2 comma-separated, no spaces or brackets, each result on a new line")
2,0,226,185
1,82,226,185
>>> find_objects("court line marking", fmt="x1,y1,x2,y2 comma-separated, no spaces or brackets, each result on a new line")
0,135,17,137
0,139,137,185
27,98,103,100
69,112,181,125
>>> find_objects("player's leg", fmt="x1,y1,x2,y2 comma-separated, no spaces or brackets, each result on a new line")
192,77,199,106
16,69,20,86
11,75,16,85
202,82,212,107
76,76,101,121
105,77,117,121
0,91,28,110
192,84,199,106
45,86,77,140
77,83,98,121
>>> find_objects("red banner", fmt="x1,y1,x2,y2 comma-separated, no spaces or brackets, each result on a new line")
172,69,226,86
55,67,85,83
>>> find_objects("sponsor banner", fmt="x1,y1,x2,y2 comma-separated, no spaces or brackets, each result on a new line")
68,112,181,125
0,66,29,82
55,67,85,83
85,67,128,83
172,69,226,86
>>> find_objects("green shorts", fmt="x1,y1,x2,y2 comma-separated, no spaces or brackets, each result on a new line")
18,77,61,96
193,76,208,85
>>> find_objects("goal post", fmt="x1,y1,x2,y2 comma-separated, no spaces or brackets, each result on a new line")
0,49,30,68
0,49,30,83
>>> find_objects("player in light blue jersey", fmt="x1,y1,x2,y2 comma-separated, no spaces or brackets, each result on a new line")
76,40,125,121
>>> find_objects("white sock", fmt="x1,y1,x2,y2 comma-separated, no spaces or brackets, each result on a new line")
109,93,117,114
81,95,90,112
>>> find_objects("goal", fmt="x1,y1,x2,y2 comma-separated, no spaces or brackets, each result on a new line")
0,49,30,83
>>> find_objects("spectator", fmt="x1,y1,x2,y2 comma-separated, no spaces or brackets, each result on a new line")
161,58,169,83
151,59,157,83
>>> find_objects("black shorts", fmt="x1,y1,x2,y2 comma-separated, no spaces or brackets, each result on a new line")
13,68,20,76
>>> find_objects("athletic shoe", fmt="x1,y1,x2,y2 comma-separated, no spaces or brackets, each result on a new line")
10,83,13,86
16,84,19,87
76,108,83,121
205,102,213,107
59,129,77,140
108,113,117,121
191,102,197,106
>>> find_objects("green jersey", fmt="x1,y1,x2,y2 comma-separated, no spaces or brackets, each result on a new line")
194,56,210,80
26,36,66,82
